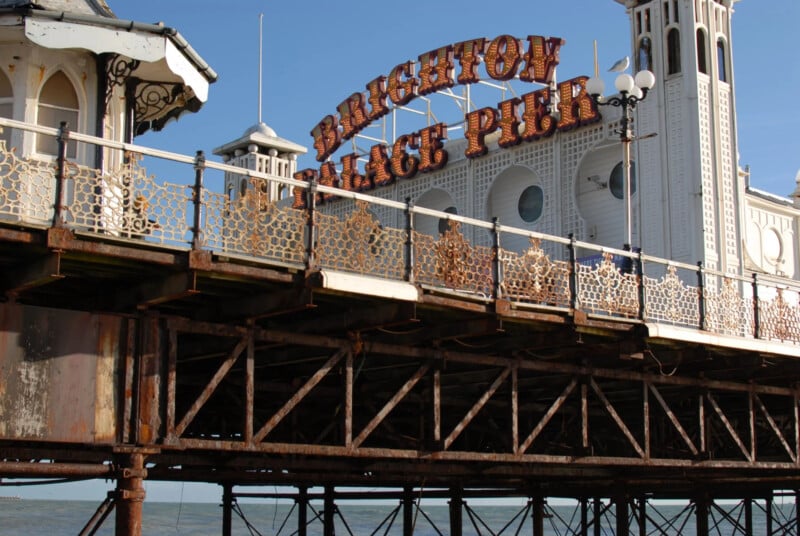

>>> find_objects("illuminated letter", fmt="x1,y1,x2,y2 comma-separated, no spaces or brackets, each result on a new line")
292,168,318,209
340,153,369,192
497,97,521,148
390,134,420,179
311,115,342,162
464,107,498,158
484,35,522,81
520,88,556,140
366,144,394,188
414,123,449,172
556,76,601,131
337,92,370,140
318,161,339,203
387,61,418,106
365,75,389,121
453,38,487,84
519,36,563,84
418,45,455,95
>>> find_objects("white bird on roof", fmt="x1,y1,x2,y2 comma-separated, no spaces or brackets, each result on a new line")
608,56,630,72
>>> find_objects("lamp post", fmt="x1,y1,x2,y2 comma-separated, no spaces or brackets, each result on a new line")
586,69,655,249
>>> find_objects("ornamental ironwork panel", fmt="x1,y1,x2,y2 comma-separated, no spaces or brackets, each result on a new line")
203,179,306,266
576,253,638,317
413,221,494,297
66,154,190,245
643,265,701,327
704,277,753,338
500,237,570,307
0,142,55,225
759,288,800,343
315,201,405,279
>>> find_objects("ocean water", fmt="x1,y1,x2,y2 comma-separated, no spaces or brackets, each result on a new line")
0,499,796,535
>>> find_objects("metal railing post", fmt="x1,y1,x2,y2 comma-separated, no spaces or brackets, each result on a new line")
568,233,578,310
752,273,760,339
697,262,706,331
191,150,205,250
305,179,318,271
405,197,415,283
492,217,502,300
635,247,644,321
53,121,70,228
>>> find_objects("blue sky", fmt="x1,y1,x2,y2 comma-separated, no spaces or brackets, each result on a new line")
8,0,799,505
109,0,800,197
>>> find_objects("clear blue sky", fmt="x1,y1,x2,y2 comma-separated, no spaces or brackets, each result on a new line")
110,0,799,197
8,0,799,505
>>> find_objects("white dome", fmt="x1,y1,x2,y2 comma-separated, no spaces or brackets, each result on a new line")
242,122,277,138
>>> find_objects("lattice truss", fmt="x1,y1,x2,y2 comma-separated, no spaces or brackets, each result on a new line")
0,141,56,224
500,237,570,307
203,177,306,265
67,153,189,244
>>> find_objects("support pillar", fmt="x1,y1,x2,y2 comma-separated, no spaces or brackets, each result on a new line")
615,495,629,536
744,498,752,536
403,487,414,536
531,497,545,536
449,487,463,536
765,495,773,536
114,452,146,536
593,498,602,536
297,486,308,536
221,483,233,536
323,485,335,536
637,497,647,536
695,495,709,536
580,497,588,536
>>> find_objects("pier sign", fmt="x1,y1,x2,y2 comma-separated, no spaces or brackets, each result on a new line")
294,34,600,208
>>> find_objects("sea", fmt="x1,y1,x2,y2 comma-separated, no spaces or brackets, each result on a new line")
0,499,797,535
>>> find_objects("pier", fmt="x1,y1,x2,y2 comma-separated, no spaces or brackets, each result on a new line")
1,118,800,534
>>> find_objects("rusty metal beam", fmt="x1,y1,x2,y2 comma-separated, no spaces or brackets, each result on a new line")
648,383,699,457
444,367,511,450
0,461,115,478
753,394,796,462
253,348,347,443
2,252,63,293
706,393,752,462
172,337,248,439
115,271,199,309
518,377,578,455
216,287,314,320
589,378,645,458
352,363,430,449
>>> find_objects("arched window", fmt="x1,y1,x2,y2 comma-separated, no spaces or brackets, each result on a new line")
637,36,652,72
717,39,728,82
0,69,12,148
517,185,544,223
696,29,708,74
667,28,681,75
37,71,79,157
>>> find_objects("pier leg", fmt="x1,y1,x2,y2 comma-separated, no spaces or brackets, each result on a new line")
403,486,414,536
449,487,463,536
615,495,629,536
297,486,308,536
221,483,233,536
580,497,588,536
637,497,647,536
695,495,709,536
531,497,545,536
765,495,773,536
593,498,602,536
114,452,146,536
323,485,335,536
744,498,752,536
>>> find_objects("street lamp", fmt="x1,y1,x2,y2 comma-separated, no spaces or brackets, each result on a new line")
585,69,655,249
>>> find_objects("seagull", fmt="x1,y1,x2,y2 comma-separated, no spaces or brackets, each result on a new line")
608,56,630,72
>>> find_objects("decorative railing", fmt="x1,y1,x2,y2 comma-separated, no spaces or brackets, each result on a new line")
2,118,800,347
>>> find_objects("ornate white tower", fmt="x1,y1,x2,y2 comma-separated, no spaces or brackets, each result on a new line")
617,0,742,274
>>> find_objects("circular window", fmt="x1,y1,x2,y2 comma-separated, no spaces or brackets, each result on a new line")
610,161,637,200
438,206,458,234
518,185,544,223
